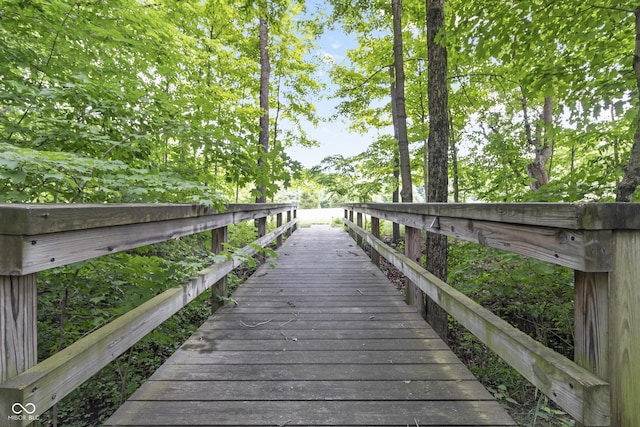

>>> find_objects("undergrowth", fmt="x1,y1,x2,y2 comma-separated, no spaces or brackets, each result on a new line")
447,241,575,426
372,234,577,426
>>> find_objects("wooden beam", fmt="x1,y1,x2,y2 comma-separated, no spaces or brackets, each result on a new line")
609,230,640,427
356,212,363,248
0,203,296,236
0,204,296,276
371,217,380,267
348,210,354,239
276,213,283,248
574,271,609,381
293,209,297,232
343,202,640,230
344,218,610,426
344,205,613,272
404,227,425,319
574,271,609,427
210,226,228,312
0,274,37,384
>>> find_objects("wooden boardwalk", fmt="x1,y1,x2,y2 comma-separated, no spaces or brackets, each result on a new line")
105,225,516,426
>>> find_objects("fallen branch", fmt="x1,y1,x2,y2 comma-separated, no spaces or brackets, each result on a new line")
240,318,273,328
279,312,299,328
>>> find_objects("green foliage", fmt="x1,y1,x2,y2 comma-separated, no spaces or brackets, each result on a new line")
0,0,319,204
447,240,575,425
36,235,215,425
0,142,224,205
317,0,640,202
449,241,574,355
298,189,320,208
311,150,392,202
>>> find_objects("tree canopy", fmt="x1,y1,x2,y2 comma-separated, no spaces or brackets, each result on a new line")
314,0,640,204
2,1,640,206
0,0,321,205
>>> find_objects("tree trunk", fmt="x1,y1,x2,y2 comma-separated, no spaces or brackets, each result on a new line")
256,15,270,204
390,67,402,242
417,62,429,201
449,110,459,202
393,153,401,242
392,0,412,202
617,7,640,202
523,95,553,192
426,0,449,339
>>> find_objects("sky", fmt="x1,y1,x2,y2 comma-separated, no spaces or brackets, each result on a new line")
284,2,380,169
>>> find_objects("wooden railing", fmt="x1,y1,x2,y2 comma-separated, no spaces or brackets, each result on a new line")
343,202,640,427
0,203,297,425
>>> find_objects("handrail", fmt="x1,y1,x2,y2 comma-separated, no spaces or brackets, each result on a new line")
0,203,297,425
0,203,296,276
343,202,640,427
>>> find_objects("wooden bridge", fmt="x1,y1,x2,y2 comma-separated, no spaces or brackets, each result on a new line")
1,203,639,426
105,225,514,426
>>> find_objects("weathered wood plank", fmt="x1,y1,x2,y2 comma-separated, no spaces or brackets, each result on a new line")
404,226,425,316
0,204,296,275
198,320,432,330
574,271,609,381
178,338,448,351
609,230,640,427
231,299,411,308
147,363,478,381
346,207,613,271
232,289,401,297
0,203,296,235
0,274,36,385
164,349,461,365
216,305,416,313
105,401,516,426
209,312,421,321
210,226,228,312
129,379,493,401
371,215,381,266
181,328,439,340
344,202,640,230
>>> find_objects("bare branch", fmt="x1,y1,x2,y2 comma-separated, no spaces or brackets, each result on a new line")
345,63,394,92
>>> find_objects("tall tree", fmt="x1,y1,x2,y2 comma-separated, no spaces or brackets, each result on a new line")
524,95,554,191
256,13,270,204
392,0,413,202
425,0,449,338
617,6,640,202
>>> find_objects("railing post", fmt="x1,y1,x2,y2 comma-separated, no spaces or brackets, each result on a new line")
256,216,267,264
573,270,608,427
356,212,363,248
0,273,37,385
348,210,354,239
210,227,228,312
276,213,283,248
404,227,425,318
292,209,297,232
256,216,267,239
371,216,381,267
608,230,640,427
287,210,292,237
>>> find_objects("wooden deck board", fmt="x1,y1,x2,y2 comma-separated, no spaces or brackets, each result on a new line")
105,225,516,426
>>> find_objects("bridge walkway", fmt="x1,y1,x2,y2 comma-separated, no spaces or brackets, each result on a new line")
105,225,516,426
